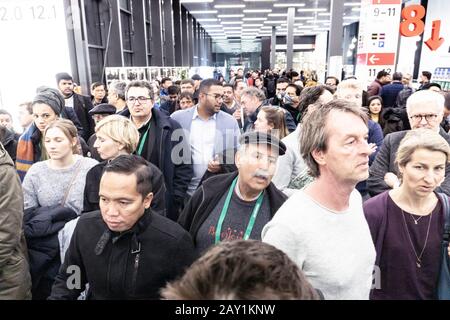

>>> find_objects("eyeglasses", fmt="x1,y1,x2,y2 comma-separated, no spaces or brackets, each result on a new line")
127,96,151,104
409,114,439,122
203,93,224,101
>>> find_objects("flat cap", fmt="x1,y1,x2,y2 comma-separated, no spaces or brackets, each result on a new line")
191,74,203,81
88,103,117,115
239,131,286,156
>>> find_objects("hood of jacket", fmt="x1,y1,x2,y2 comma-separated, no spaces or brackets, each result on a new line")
0,141,13,166
0,126,15,147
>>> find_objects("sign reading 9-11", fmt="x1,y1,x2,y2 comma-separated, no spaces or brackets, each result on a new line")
355,0,402,86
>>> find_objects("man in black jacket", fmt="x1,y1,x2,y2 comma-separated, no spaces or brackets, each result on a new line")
56,72,95,141
368,90,450,196
49,155,196,300
120,80,193,221
178,131,288,255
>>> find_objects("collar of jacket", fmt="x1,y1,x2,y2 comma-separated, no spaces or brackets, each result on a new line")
0,142,13,166
95,209,153,256
120,107,173,131
0,126,15,146
249,104,264,123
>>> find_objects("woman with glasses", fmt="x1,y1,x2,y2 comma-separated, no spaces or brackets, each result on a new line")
364,129,450,299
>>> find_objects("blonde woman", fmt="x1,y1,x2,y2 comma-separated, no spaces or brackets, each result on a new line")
83,115,166,215
364,129,450,299
22,119,98,299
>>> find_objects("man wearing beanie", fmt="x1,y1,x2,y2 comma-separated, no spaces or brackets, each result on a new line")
56,72,95,141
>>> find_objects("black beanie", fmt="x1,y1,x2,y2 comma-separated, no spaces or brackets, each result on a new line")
32,87,65,116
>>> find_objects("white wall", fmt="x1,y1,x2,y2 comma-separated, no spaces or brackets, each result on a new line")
0,0,72,132
418,1,450,77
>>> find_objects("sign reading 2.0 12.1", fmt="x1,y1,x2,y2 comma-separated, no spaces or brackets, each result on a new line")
355,0,402,86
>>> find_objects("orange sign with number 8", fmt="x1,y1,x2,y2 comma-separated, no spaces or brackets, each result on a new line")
399,4,425,37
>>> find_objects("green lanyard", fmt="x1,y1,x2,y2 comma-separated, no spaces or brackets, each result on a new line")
137,122,151,156
215,177,265,244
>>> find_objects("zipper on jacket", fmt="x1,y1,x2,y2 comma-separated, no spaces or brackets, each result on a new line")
131,242,141,295
159,128,165,172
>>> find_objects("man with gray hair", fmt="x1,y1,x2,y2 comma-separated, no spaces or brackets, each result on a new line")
368,90,450,196
263,99,376,300
178,131,287,255
240,87,296,133
107,81,127,113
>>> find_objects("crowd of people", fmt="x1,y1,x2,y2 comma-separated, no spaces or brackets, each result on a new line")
0,67,450,300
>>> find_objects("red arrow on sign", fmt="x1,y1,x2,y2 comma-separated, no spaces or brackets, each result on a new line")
367,53,395,65
371,0,401,4
425,20,444,51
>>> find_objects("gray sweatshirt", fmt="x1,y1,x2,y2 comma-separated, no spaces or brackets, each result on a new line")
22,155,98,214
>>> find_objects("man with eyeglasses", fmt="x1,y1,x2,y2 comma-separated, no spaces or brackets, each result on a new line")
171,79,241,198
119,80,192,221
368,90,450,196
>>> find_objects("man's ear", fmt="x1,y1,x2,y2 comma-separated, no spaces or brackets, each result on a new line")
235,151,242,169
143,192,153,209
311,148,326,166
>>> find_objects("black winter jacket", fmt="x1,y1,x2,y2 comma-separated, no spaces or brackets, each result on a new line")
72,93,95,141
49,210,197,300
24,205,77,299
178,171,287,245
120,108,193,221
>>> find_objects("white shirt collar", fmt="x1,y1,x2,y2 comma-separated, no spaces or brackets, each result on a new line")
192,105,218,120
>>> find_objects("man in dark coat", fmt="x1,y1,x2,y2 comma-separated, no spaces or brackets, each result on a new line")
178,131,287,254
368,90,450,196
380,72,404,108
49,155,196,300
120,80,192,221
367,70,390,97
56,72,95,141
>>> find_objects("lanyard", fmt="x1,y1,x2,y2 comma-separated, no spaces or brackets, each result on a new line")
215,177,264,244
137,122,151,156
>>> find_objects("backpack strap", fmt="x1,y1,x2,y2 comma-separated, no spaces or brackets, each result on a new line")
439,193,450,243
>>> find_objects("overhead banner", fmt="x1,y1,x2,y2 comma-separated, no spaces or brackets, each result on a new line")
355,0,402,87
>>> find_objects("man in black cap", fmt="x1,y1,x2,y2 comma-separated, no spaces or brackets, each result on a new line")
178,131,287,254
55,72,95,141
87,103,117,161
